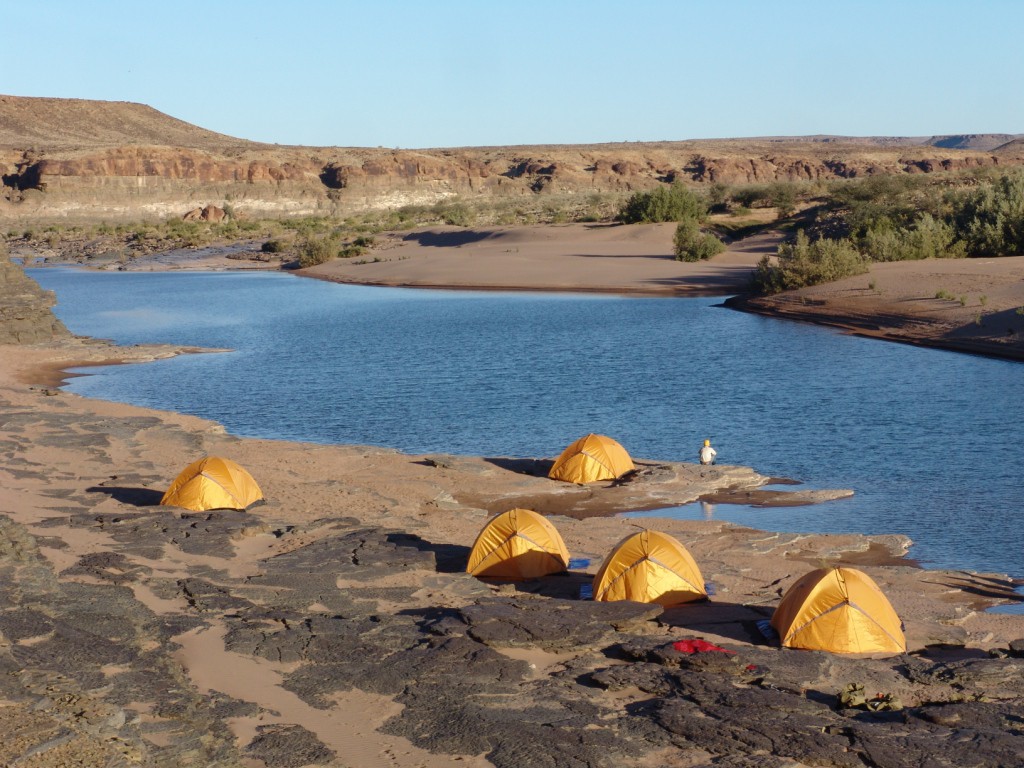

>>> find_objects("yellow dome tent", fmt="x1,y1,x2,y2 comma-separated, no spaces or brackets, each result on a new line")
770,566,906,655
592,529,707,606
548,433,635,484
466,508,569,580
160,456,264,512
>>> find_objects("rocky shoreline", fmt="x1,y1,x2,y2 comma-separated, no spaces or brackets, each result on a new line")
2,338,1024,767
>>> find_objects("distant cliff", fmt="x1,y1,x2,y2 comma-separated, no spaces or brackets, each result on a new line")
2,95,1023,224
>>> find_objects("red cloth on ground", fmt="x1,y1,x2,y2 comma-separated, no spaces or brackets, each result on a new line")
672,639,736,655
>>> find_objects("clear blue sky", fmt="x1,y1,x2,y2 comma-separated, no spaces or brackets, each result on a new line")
6,1,1023,148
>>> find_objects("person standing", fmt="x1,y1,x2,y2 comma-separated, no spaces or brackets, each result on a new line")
699,439,717,465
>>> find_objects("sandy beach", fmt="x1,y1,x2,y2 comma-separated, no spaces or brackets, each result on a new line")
299,223,776,296
2,330,1024,766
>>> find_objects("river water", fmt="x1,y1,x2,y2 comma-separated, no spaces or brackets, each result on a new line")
29,268,1024,579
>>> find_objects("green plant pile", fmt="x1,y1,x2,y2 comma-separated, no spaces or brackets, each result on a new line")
616,182,708,224
614,182,726,262
673,219,725,262
753,169,1024,294
752,231,868,294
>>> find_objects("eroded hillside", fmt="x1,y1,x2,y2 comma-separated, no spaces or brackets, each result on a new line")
3,95,1023,224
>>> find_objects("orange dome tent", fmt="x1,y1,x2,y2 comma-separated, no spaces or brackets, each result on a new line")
466,508,569,580
770,566,906,655
160,456,264,512
548,433,635,484
592,529,707,606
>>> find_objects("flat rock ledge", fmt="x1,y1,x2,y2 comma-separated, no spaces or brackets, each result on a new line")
0,505,1022,768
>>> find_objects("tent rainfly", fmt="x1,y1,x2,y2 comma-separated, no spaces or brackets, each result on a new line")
160,456,264,512
770,566,906,655
548,433,635,484
592,529,707,606
466,508,569,580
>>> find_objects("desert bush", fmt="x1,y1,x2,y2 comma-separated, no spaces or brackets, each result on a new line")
862,213,965,261
262,239,287,253
728,181,805,217
237,219,263,233
216,221,240,239
752,231,868,294
339,236,375,258
766,182,797,218
673,219,725,262
707,182,730,213
617,182,707,224
297,234,340,267
951,171,1024,256
730,185,771,210
282,217,334,237
430,201,475,227
828,174,945,240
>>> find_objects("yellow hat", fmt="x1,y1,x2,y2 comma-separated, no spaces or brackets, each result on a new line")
703,439,711,446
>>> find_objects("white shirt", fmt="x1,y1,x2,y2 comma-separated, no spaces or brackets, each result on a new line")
699,445,717,464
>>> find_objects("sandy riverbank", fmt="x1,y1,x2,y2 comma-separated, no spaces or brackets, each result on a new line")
2,338,1024,766
298,223,1024,361
35,220,1024,362
730,255,1024,362
299,223,775,296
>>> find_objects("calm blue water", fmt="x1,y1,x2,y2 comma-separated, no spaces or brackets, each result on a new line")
29,268,1024,579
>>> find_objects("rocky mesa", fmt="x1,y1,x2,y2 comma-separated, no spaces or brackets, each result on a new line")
4,95,1024,224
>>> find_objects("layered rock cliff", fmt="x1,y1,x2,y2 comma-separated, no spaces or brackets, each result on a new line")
3,95,1024,224
0,254,69,343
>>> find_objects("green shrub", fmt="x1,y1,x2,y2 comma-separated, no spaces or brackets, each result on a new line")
673,219,725,262
707,182,730,213
766,182,797,218
262,239,287,253
431,201,474,227
862,213,964,261
730,185,771,210
297,235,339,267
617,182,708,224
951,171,1024,256
752,231,868,294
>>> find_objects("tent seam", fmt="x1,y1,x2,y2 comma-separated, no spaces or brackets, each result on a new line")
198,470,245,508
